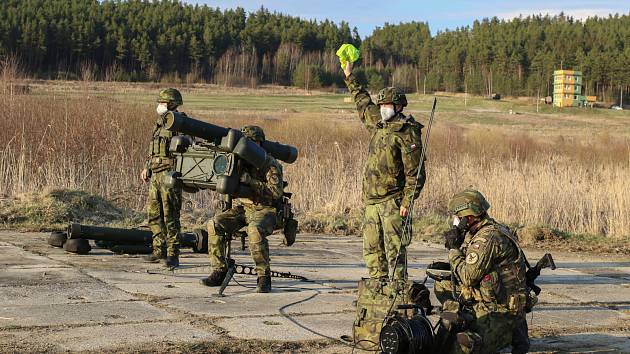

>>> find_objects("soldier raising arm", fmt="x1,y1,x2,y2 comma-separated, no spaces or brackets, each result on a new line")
343,61,425,280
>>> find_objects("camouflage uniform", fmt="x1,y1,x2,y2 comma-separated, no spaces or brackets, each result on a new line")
207,128,284,277
344,74,425,280
145,88,184,258
436,190,529,354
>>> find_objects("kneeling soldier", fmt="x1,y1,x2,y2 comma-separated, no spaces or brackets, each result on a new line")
436,189,530,354
200,126,284,293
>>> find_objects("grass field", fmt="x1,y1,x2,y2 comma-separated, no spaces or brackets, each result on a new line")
2,78,630,252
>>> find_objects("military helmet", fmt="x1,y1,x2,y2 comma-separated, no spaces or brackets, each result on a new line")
241,125,265,142
376,87,408,107
447,189,491,217
157,88,183,106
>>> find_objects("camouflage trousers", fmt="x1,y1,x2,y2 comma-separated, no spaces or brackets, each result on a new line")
146,171,182,257
434,279,529,354
363,198,407,280
208,204,276,276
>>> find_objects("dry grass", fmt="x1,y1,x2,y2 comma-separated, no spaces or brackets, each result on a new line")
1,75,629,242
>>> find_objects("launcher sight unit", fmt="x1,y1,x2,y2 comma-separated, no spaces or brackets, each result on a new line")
161,111,298,197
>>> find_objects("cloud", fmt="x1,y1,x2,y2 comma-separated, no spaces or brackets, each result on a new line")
497,8,621,21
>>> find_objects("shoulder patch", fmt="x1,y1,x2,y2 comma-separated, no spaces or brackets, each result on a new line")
268,174,280,185
465,252,479,265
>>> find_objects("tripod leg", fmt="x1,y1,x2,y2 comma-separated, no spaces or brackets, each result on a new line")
215,262,236,297
213,234,235,297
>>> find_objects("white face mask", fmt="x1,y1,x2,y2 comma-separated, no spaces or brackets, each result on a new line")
380,106,396,121
156,103,168,115
453,216,460,227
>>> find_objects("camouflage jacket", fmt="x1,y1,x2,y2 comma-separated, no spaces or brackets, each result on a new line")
344,73,425,208
448,218,527,308
238,155,284,208
145,111,185,173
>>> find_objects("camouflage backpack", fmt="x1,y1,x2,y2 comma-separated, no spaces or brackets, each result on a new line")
351,278,431,350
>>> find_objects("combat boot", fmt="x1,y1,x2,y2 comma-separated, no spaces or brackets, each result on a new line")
200,269,227,287
142,253,163,263
163,256,179,268
257,275,271,293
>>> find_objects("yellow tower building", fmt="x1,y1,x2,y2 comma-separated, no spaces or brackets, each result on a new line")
553,70,586,107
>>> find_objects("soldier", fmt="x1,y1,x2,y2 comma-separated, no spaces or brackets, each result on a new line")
436,189,530,354
342,62,425,280
140,88,185,268
200,126,284,293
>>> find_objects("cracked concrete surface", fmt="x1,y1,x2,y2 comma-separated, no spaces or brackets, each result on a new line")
0,232,628,353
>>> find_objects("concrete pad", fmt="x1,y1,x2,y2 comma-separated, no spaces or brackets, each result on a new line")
531,332,630,352
49,322,217,351
0,282,135,306
529,305,627,330
0,300,172,328
0,231,629,353
0,266,94,286
162,291,355,318
2,322,218,352
87,269,202,284
113,274,335,299
0,245,60,267
542,283,630,304
215,312,356,341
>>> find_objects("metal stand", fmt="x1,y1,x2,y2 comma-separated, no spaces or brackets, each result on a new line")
213,237,236,297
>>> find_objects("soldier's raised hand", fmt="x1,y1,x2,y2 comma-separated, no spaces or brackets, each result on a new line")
140,168,150,183
343,61,353,78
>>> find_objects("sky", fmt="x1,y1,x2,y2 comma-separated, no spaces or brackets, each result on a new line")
189,0,629,37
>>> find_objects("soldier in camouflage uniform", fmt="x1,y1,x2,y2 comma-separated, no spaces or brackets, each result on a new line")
140,88,185,268
343,62,425,281
436,189,530,354
200,126,284,293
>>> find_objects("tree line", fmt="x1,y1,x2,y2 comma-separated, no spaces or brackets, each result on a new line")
1,1,628,101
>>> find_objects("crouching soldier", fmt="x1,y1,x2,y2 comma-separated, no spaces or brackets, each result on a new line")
200,126,284,293
434,189,530,354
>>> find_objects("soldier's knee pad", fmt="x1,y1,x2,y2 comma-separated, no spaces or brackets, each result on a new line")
434,279,455,304
207,220,217,236
246,226,266,244
249,241,265,253
207,220,226,242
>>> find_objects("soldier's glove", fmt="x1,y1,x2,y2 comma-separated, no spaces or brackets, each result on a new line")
443,228,464,250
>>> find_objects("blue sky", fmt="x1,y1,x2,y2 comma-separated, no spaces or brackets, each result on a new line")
189,0,629,37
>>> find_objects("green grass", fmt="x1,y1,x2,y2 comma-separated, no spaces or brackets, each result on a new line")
29,80,630,136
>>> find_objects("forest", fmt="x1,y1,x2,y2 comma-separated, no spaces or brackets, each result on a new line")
1,0,629,100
